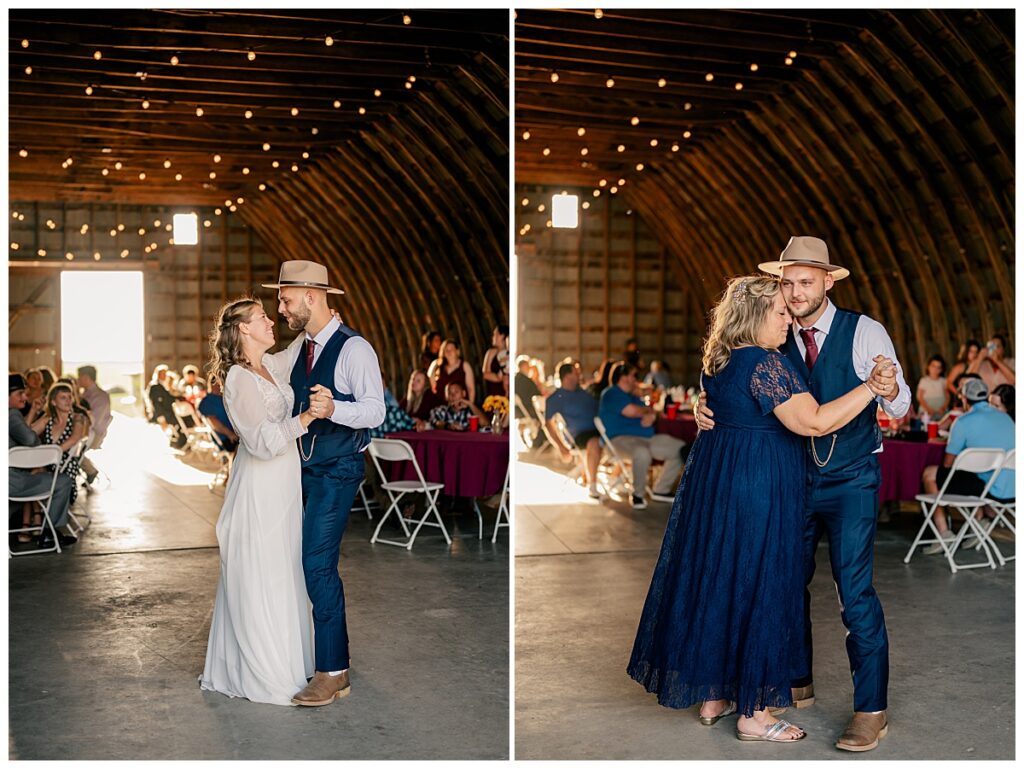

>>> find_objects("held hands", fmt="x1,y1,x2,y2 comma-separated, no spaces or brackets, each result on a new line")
694,391,715,431
867,355,898,399
308,384,335,420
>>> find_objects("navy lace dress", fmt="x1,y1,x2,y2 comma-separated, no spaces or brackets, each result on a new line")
628,347,808,717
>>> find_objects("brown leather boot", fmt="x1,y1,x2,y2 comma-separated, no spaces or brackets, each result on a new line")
791,683,815,708
835,711,888,752
291,671,351,707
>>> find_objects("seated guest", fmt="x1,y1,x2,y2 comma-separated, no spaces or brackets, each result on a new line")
21,368,44,416
916,355,949,420
482,324,510,397
9,374,76,547
428,338,476,405
990,384,1015,422
30,382,88,511
920,377,1015,553
946,339,980,400
586,358,617,400
369,374,418,438
429,381,484,431
643,360,673,391
546,360,601,499
514,355,541,420
196,378,238,452
57,376,93,427
598,363,686,510
969,334,1016,390
419,330,442,372
76,365,111,486
401,369,441,422
179,364,207,404
147,364,179,426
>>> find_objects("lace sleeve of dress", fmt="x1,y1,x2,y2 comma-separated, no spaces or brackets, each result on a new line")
750,352,809,415
224,366,305,460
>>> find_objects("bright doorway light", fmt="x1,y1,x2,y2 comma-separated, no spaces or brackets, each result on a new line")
61,271,145,411
172,212,199,245
551,193,579,228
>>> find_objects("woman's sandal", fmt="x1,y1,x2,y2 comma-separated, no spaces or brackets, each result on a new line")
18,514,43,543
736,719,806,742
698,701,737,726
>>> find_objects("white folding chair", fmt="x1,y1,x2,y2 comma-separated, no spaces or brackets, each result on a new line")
9,445,65,556
533,394,562,458
514,394,541,449
351,477,377,520
367,438,450,550
980,449,1015,565
550,412,585,483
593,416,654,499
491,464,510,543
172,400,216,453
904,447,1005,572
63,438,92,535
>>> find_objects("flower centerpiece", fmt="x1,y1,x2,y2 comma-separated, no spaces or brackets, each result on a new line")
482,395,509,435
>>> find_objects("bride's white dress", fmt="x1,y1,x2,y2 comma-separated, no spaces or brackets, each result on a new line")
199,355,314,706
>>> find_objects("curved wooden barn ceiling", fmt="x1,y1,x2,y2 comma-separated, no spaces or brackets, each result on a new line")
515,9,1014,371
9,9,509,381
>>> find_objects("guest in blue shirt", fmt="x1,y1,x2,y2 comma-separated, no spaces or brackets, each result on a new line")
546,360,601,498
921,375,1015,552
197,379,238,452
598,363,685,509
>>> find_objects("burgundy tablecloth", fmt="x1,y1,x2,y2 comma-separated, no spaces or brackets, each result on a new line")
878,438,947,504
383,430,509,497
655,414,699,444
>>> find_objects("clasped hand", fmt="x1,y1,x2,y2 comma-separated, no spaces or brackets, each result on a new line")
866,355,897,398
307,384,335,420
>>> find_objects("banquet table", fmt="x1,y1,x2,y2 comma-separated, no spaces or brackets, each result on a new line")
383,429,509,497
877,438,947,505
655,413,699,445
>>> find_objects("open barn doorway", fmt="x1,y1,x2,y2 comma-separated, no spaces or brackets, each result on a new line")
60,270,145,416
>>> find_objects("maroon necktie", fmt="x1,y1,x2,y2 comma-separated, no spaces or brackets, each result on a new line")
800,328,819,371
305,338,316,375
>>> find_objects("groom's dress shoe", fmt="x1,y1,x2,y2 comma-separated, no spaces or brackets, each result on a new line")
292,670,351,706
835,710,888,752
791,683,815,708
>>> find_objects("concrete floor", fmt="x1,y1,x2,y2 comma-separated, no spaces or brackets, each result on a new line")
9,416,509,760
514,452,1015,760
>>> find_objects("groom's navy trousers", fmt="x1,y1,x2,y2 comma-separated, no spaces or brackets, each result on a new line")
301,454,363,672
792,454,889,713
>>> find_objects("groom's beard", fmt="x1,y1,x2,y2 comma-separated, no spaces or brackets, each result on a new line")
786,290,825,320
286,304,312,332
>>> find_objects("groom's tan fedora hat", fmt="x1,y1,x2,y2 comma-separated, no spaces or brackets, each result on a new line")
262,260,344,294
758,236,850,281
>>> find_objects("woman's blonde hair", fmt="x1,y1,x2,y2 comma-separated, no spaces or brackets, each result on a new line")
702,275,782,376
45,382,75,420
208,296,262,387
406,368,428,412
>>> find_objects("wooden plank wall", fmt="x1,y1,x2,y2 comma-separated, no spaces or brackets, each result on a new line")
515,184,699,387
8,202,274,379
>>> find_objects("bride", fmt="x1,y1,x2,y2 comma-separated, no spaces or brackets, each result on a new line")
199,296,322,705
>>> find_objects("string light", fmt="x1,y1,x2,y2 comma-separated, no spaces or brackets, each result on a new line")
735,82,744,90
21,39,28,48
24,66,32,75
542,147,551,156
593,190,601,197
683,130,692,139
291,107,299,116
577,127,586,136
65,157,73,166
236,197,244,205
138,172,146,180
650,139,658,147
101,168,109,176
617,144,625,152
784,57,794,65
242,167,250,174
262,142,271,151
630,116,639,126
750,63,759,72
174,173,182,181
209,171,216,179
204,220,211,228
272,160,280,168
247,49,256,61
37,249,46,257
290,163,299,172
244,109,253,119
311,127,319,135
635,163,644,171
658,78,667,87
170,55,179,65
142,98,150,109
405,82,412,89
121,249,129,258
594,9,603,18
580,147,589,156
138,227,146,235
789,50,798,58
258,183,266,191
537,204,546,212
705,73,714,82
325,35,334,46
85,85,94,95
671,143,680,152
333,100,341,109
684,102,692,110
213,154,221,163
163,159,171,168
606,77,615,88
582,201,590,210
18,148,28,158
408,75,416,83
522,130,530,141
195,107,204,116
214,208,222,216
550,71,559,83
521,198,529,205
165,223,172,231
358,107,366,115
117,224,124,231
93,252,101,261
402,14,412,25
65,252,74,261
109,229,117,237
301,151,310,159
93,50,102,60
598,179,607,187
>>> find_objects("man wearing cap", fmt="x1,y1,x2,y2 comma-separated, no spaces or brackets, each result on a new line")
9,373,76,547
919,375,1015,553
262,260,385,707
697,236,910,751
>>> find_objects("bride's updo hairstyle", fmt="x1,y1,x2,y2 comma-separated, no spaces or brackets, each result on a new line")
702,275,782,376
208,296,263,387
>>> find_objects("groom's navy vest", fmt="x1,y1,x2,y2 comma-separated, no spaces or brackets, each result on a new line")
781,307,882,475
290,324,370,470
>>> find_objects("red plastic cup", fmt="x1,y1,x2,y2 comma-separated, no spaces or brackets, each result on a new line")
878,416,890,430
469,416,479,432
666,403,679,420
927,422,938,439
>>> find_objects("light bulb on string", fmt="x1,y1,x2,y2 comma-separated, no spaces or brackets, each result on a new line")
21,39,28,48
93,50,102,60
522,130,530,141
402,14,411,25
247,49,256,61
606,77,614,88
213,154,221,163
325,35,334,46
174,173,182,181
244,109,253,119
195,107,204,116
142,98,150,109
333,100,341,109
24,66,32,75
550,71,559,83
658,78,666,87
85,85,94,95
291,107,299,116
577,127,586,136
18,148,28,158
163,159,171,168
630,116,639,126
170,54,179,65
114,161,122,170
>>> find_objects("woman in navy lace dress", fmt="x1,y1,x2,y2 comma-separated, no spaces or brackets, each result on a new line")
627,276,891,743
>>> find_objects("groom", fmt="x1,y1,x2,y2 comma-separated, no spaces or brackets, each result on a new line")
698,237,910,751
264,260,385,706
